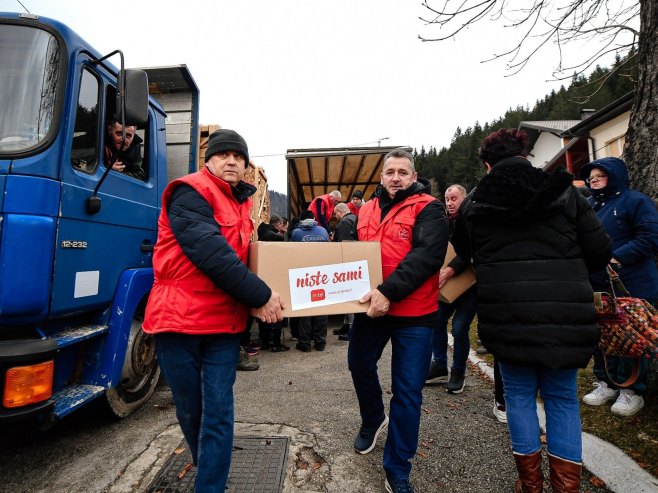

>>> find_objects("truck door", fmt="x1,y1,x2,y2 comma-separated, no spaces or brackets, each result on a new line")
51,59,159,317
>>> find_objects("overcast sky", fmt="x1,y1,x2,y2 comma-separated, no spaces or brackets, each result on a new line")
2,0,627,192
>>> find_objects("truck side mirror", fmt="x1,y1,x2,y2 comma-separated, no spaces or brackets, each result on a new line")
124,69,148,127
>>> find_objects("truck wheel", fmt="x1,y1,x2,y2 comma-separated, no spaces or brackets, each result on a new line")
105,315,160,418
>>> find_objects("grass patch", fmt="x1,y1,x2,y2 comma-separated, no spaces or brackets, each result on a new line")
464,319,658,476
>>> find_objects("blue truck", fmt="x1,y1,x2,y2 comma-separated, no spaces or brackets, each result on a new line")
0,12,200,427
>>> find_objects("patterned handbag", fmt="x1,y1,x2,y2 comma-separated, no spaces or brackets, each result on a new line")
593,266,658,387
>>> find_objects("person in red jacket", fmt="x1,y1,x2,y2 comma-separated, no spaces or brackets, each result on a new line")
347,189,364,216
348,148,448,493
308,190,342,235
143,129,284,493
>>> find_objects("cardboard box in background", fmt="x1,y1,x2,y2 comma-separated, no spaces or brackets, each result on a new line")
439,243,476,303
249,241,383,317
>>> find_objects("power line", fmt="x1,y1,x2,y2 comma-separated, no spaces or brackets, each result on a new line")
16,0,30,13
250,152,286,158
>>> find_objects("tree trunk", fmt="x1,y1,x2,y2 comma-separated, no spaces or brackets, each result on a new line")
624,0,658,203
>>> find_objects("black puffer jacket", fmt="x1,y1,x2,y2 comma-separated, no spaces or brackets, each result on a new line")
453,157,612,369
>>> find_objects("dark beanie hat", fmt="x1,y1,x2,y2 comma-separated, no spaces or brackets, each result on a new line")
205,129,249,164
352,190,363,199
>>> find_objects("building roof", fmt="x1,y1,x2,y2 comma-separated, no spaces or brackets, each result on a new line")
519,120,582,150
562,91,633,137
520,120,582,133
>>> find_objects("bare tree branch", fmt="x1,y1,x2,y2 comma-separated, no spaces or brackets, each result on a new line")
419,0,640,83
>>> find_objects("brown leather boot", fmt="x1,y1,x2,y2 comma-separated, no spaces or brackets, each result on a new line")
513,451,544,493
548,453,582,493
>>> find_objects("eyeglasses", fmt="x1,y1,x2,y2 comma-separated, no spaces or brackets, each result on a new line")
586,173,607,184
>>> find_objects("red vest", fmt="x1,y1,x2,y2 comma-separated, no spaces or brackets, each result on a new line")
308,194,335,223
357,194,439,317
143,168,254,335
347,201,361,216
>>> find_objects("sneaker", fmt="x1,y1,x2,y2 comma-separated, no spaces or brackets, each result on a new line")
338,333,350,341
314,343,326,352
385,474,415,493
354,413,388,454
236,348,260,371
446,371,465,394
425,362,449,383
271,344,290,352
611,389,645,417
493,400,507,423
475,346,489,355
582,381,619,406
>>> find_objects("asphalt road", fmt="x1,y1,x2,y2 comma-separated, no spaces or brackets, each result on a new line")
0,316,616,493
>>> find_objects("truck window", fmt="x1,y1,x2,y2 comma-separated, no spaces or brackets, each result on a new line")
0,24,60,153
104,86,149,182
70,68,100,173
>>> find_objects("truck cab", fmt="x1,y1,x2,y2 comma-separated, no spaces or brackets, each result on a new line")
0,12,199,426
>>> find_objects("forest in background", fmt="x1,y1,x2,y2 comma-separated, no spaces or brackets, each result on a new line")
414,55,636,197
269,189,287,218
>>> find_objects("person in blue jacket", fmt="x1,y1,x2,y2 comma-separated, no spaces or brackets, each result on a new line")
581,156,658,417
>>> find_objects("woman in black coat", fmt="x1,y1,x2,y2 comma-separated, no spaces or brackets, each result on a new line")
452,129,611,493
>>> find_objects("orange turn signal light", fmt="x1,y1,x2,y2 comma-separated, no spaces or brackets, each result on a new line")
3,360,54,408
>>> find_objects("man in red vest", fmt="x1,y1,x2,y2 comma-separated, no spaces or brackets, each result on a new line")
143,129,284,493
348,148,448,493
308,189,342,235
347,189,364,216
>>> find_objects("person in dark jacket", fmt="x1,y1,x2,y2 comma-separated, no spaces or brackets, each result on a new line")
332,203,358,340
291,210,330,351
256,215,290,352
333,203,358,242
452,129,611,493
143,129,284,493
580,157,658,417
104,120,146,180
257,214,285,242
290,211,330,242
349,149,448,493
426,184,477,395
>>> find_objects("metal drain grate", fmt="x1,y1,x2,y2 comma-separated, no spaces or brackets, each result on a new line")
147,436,289,493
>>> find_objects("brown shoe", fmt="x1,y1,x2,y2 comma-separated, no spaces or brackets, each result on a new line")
548,453,581,493
513,451,544,493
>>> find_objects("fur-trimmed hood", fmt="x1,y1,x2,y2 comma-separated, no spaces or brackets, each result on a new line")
468,157,574,222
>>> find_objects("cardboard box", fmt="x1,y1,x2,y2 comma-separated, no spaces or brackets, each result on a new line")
439,243,476,303
249,241,383,317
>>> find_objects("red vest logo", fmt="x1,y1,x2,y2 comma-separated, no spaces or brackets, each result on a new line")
310,289,326,302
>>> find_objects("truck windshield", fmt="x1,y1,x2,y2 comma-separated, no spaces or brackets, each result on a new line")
0,24,60,154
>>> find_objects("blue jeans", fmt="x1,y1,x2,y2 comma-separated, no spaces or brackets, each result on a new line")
431,287,477,373
499,362,582,462
155,332,241,492
348,317,433,479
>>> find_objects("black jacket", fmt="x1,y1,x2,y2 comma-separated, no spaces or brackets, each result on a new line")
105,133,145,180
452,157,612,369
257,222,285,242
334,212,358,242
166,182,271,309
